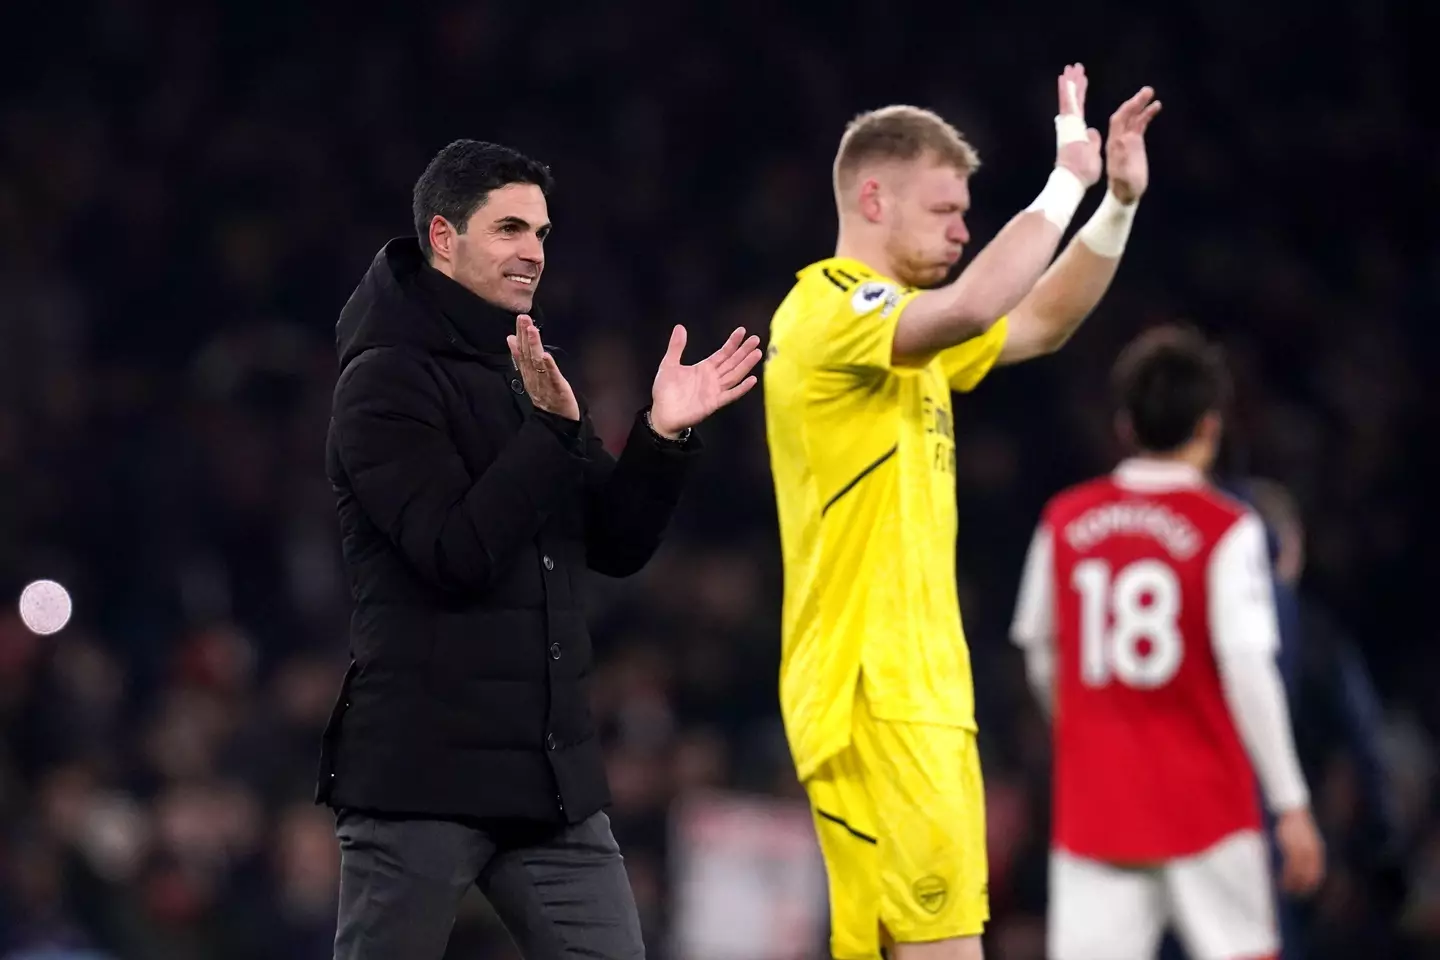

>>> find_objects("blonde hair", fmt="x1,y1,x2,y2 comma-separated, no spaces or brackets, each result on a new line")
833,105,981,193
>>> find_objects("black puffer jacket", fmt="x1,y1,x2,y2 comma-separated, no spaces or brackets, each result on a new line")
317,238,699,823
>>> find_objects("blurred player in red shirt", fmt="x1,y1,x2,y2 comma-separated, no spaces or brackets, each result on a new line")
1010,326,1325,960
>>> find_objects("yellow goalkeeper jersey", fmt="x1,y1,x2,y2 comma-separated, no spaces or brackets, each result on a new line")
763,256,1009,780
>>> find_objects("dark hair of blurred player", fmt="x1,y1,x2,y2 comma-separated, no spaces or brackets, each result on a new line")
1111,324,1231,464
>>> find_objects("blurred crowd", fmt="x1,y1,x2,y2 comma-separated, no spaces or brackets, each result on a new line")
0,0,1435,957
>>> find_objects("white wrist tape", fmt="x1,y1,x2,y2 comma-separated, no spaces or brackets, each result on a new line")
1077,189,1139,258
1026,167,1086,230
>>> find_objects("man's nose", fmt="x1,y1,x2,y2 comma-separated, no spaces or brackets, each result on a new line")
518,234,545,262
949,218,970,245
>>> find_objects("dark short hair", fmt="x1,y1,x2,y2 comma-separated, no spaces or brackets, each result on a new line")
412,140,554,257
1111,325,1232,453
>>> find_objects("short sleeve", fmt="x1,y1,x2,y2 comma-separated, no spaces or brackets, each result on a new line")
939,315,1010,392
814,279,917,374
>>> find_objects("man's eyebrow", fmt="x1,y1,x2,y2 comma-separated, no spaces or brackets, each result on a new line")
492,215,552,233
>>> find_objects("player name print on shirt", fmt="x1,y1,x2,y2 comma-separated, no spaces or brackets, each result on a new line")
921,396,955,440
1064,501,1202,560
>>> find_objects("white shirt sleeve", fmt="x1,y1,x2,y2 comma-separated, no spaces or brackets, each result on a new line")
1208,513,1310,813
1011,524,1056,716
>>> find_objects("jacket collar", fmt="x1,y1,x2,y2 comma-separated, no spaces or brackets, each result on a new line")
336,237,554,372
414,260,536,359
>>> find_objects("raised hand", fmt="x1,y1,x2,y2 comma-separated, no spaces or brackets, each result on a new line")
1105,86,1162,204
1054,63,1103,188
649,325,763,438
507,314,580,421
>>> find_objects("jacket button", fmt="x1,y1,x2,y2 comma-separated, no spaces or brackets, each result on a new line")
546,733,557,751
542,555,554,571
550,643,562,660
510,378,525,394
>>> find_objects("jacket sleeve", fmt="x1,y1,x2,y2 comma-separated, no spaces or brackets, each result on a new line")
583,409,702,577
332,348,588,593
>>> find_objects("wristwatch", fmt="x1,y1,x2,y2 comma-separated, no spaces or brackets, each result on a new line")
645,410,691,444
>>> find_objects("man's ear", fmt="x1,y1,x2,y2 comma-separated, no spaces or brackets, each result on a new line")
428,215,455,262
857,178,884,224
1197,411,1224,451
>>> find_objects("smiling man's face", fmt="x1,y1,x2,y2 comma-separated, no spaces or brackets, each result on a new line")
430,182,550,312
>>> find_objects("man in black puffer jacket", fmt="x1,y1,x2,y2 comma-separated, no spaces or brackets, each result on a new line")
318,139,761,960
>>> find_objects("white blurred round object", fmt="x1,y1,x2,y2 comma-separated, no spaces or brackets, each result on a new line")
19,579,73,635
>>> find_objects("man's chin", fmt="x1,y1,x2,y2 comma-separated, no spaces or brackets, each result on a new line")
492,291,536,314
901,268,952,291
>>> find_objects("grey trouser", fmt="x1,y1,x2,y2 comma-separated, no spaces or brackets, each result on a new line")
333,809,645,960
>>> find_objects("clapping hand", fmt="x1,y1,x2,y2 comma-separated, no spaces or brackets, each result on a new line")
1054,63,1103,188
648,325,763,438
507,314,580,421
1104,86,1162,204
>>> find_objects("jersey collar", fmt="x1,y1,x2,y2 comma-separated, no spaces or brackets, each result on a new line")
1114,458,1206,492
797,256,885,282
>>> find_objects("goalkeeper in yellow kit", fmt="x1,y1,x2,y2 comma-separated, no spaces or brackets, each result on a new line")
763,66,1162,960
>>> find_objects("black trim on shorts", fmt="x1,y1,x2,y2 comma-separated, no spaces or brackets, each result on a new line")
821,445,898,517
816,808,878,845
822,268,851,291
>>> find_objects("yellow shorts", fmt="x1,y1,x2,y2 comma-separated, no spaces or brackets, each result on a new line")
805,685,989,960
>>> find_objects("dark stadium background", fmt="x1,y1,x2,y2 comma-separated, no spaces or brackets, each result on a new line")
0,0,1433,957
